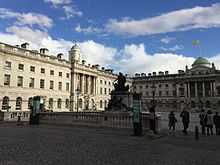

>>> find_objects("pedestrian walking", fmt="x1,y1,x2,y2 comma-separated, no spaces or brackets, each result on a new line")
213,112,220,135
168,111,177,132
199,109,207,134
206,110,213,135
180,109,190,135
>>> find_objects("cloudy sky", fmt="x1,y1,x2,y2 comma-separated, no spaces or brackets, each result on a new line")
1,0,220,76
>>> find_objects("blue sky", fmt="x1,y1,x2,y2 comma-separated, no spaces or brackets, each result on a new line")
1,0,220,75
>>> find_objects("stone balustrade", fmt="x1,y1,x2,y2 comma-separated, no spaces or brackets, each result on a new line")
39,111,161,132
0,111,29,121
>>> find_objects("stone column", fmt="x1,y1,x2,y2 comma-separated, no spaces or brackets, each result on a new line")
81,74,84,94
88,76,91,95
188,83,191,98
210,81,213,97
195,82,198,97
185,83,188,97
176,83,179,97
202,82,205,97
213,81,216,97
70,71,76,111
91,76,94,95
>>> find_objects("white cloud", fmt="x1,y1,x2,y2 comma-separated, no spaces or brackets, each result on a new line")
2,26,220,76
0,8,53,29
61,5,83,19
161,36,173,44
75,24,102,34
6,26,48,43
44,0,82,19
104,3,220,36
78,40,117,67
160,45,184,51
44,0,71,6
116,44,194,75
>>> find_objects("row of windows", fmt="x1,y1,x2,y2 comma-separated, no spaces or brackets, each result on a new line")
142,90,177,96
134,83,175,89
2,96,69,110
4,74,69,91
99,79,113,86
5,61,70,78
99,87,112,95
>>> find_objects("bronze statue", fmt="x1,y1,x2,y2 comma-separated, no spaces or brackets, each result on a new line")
114,72,129,91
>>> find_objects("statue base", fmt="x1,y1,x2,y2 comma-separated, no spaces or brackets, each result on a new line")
106,91,133,112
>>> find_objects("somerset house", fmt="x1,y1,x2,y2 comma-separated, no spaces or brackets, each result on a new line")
1,41,220,113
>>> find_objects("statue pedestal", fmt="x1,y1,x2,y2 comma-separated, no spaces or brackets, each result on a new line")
106,91,133,112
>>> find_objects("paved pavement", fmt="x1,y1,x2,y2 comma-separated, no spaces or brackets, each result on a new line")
0,122,220,165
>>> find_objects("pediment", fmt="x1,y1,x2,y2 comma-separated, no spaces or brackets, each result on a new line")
187,65,213,75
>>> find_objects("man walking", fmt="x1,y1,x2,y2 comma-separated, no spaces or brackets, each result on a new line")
213,112,220,135
180,109,190,135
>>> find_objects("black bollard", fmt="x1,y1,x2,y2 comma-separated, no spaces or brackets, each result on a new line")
195,126,199,140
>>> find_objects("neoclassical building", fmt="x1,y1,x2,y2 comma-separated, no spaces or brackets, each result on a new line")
132,57,220,112
0,41,131,112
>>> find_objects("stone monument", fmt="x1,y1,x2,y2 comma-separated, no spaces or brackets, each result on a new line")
106,72,133,112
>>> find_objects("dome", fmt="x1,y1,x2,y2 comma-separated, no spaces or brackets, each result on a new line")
71,44,80,50
192,57,210,67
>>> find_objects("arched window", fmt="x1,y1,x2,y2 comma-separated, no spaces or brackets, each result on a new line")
65,99,69,108
100,100,103,108
78,98,82,109
28,97,33,109
2,96,9,110
49,98,53,109
16,97,22,110
57,98,62,109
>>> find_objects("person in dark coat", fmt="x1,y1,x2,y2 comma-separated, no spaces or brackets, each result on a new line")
168,111,177,132
213,112,220,135
180,109,190,135
199,109,207,134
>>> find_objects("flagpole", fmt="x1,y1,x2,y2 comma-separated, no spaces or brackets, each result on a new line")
198,41,202,57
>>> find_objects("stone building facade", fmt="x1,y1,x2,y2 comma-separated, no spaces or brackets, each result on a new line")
0,41,132,112
132,57,220,112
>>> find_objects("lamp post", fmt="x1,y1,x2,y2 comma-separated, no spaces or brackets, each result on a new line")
150,83,156,133
75,87,81,113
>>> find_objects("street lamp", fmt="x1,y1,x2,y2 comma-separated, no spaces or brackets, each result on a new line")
75,87,81,113
150,83,156,133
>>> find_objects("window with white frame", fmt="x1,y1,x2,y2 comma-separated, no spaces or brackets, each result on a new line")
65,99,69,108
4,74,10,85
40,79,45,89
50,81,54,89
58,82,62,90
30,66,35,72
16,97,22,110
66,83,69,91
41,68,45,74
17,76,23,87
29,78,34,88
57,98,62,109
5,61,11,68
18,63,24,70
2,96,9,110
